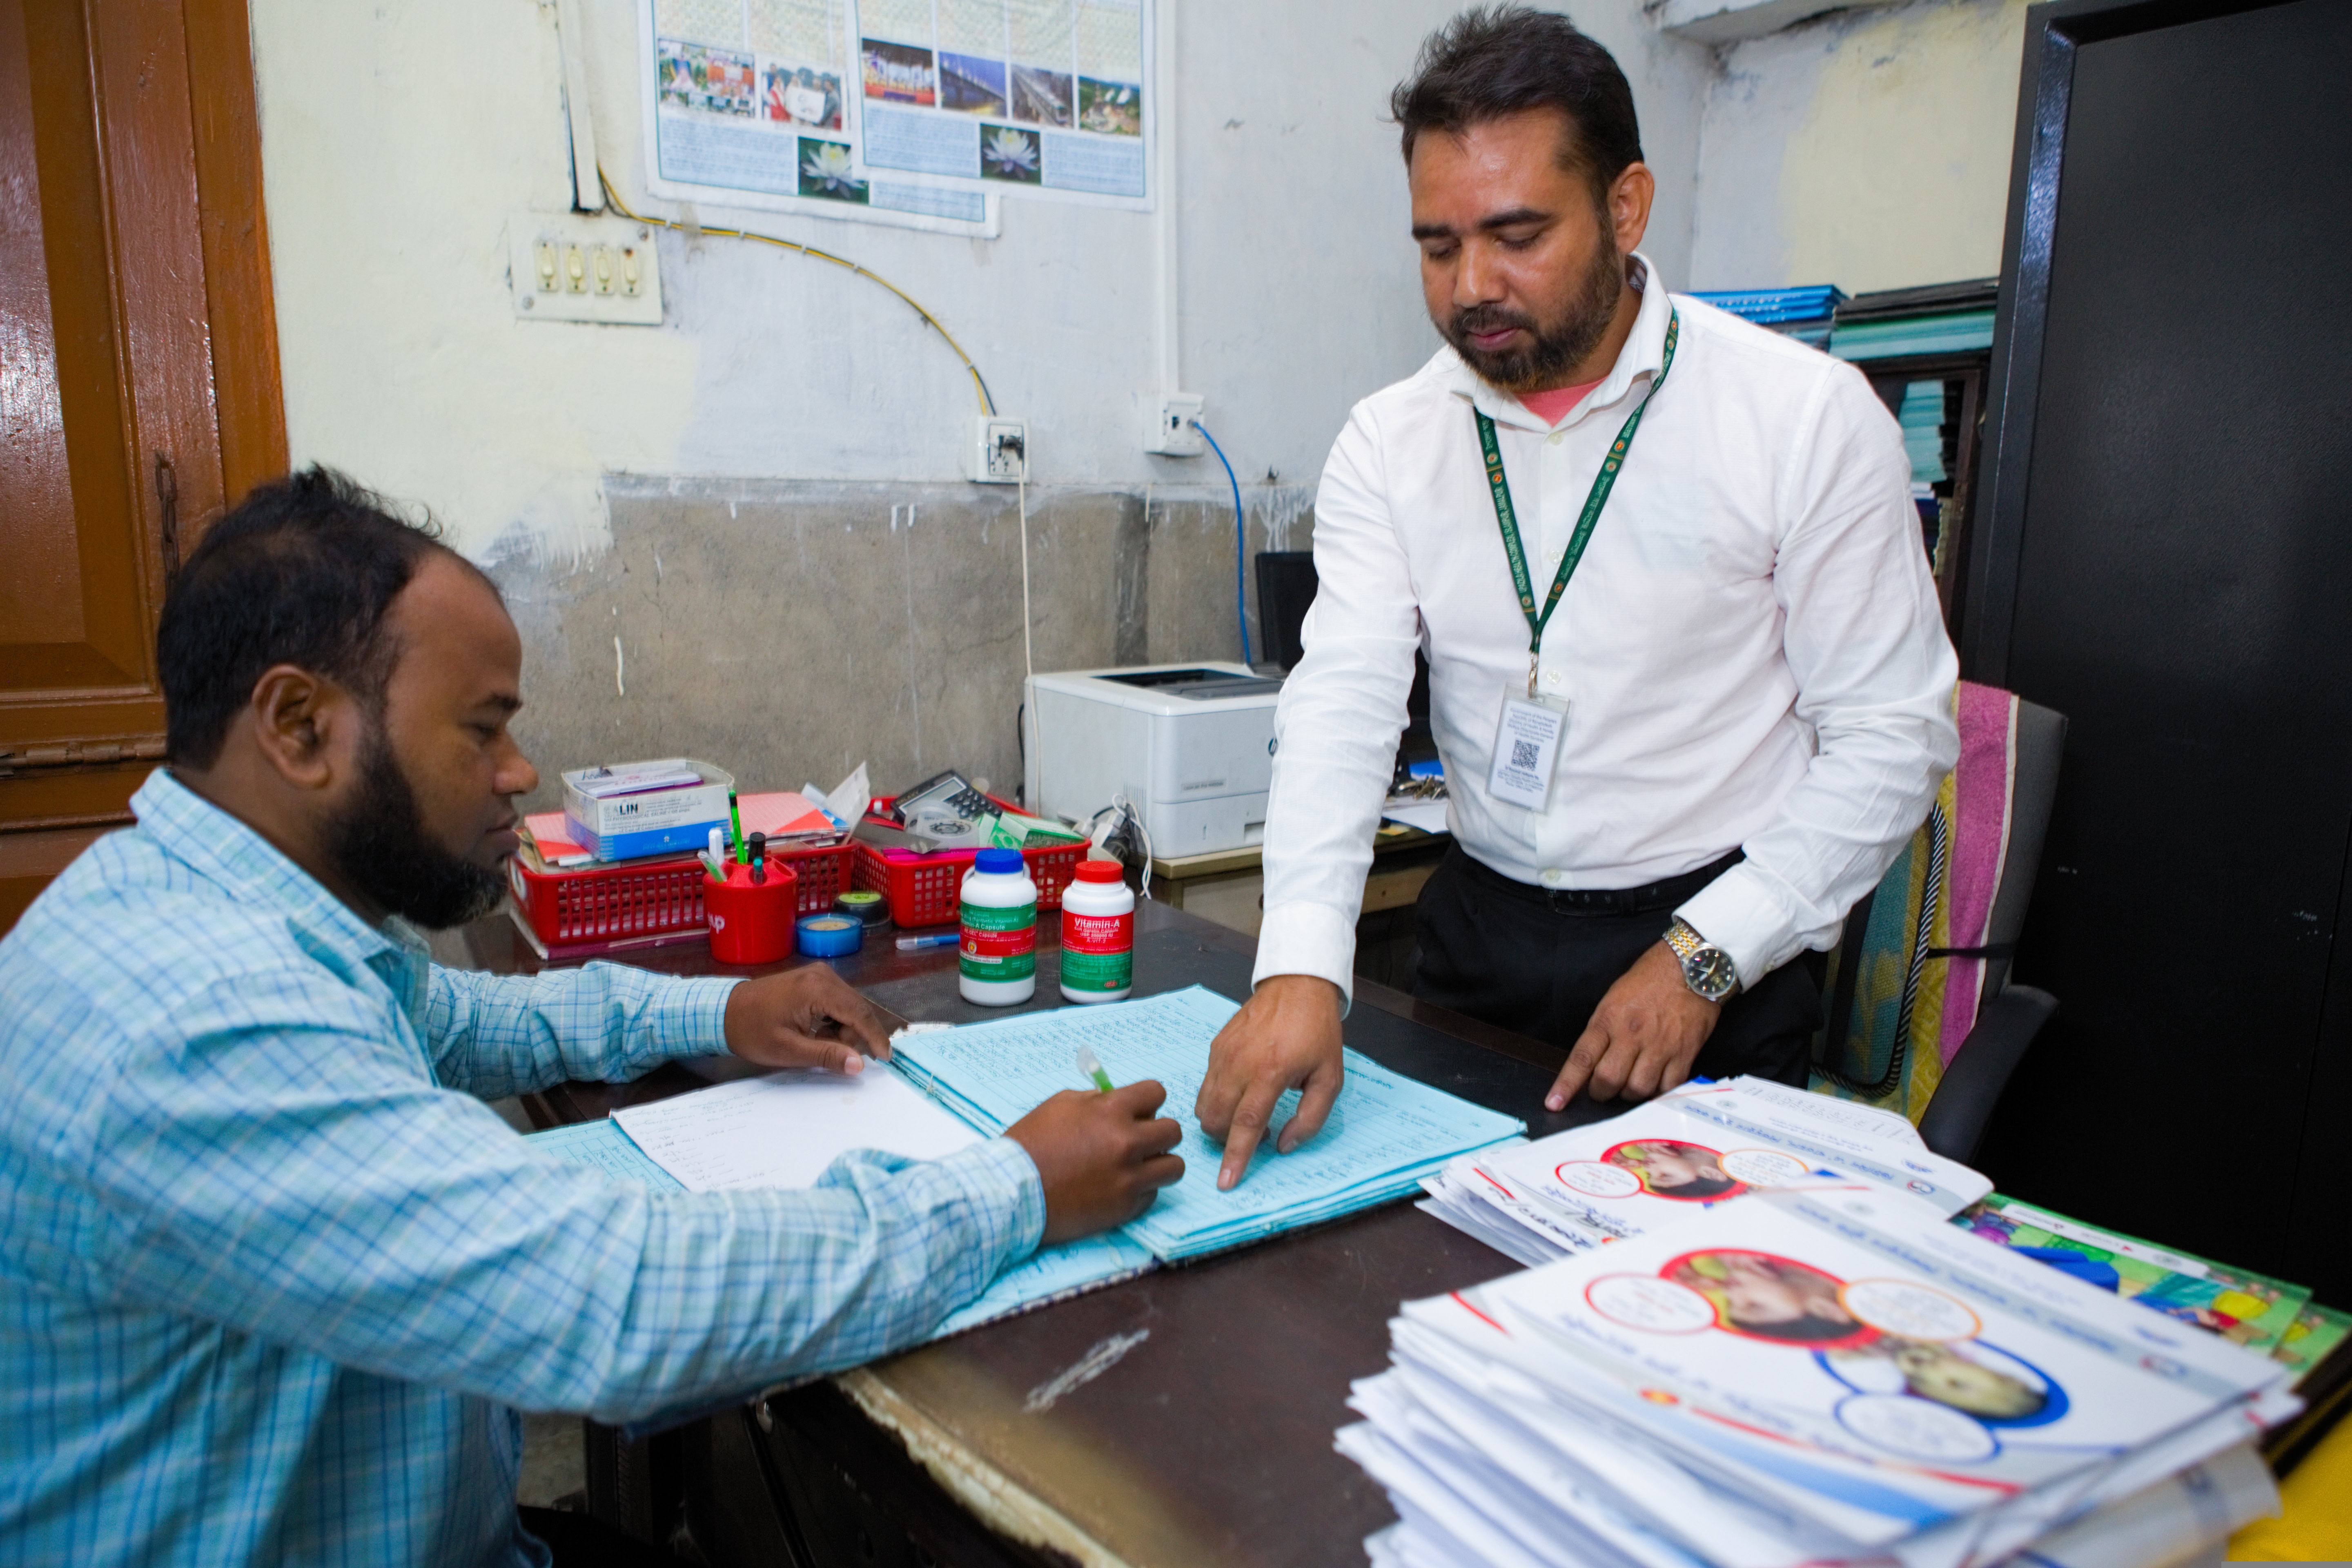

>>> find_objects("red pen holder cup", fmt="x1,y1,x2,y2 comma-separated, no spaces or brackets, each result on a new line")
704,861,800,964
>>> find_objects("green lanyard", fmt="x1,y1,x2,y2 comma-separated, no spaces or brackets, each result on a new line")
1477,307,1679,697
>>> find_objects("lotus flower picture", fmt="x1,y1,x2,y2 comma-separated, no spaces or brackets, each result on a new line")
797,138,869,203
981,124,1041,184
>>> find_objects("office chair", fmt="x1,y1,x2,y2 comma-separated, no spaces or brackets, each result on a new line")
1811,690,2066,1164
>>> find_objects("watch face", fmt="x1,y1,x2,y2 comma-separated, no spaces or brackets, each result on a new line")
1686,949,1739,1001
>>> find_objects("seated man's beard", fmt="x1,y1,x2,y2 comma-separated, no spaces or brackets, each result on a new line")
1443,237,1626,393
322,724,508,930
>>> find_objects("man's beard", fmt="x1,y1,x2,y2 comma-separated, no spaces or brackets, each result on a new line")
322,723,508,930
1441,234,1627,394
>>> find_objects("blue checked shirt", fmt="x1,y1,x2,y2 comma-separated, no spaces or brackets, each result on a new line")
0,771,1046,1567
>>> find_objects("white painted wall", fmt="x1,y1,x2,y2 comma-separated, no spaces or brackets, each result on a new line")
1687,0,2029,293
251,0,1715,561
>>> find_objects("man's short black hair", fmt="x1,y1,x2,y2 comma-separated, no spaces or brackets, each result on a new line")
1391,6,1644,201
158,466,470,768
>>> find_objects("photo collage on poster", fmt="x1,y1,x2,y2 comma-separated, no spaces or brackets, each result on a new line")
854,0,1151,206
644,0,993,231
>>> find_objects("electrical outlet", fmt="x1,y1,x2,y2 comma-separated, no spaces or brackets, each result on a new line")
1141,392,1205,456
969,416,1029,483
509,212,663,325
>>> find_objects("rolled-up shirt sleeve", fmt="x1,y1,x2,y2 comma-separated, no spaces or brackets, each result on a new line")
1252,402,1423,1005
423,961,738,1098
1674,368,1960,986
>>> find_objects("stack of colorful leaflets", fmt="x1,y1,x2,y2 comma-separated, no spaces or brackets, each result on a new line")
1340,1186,2299,1568
889,986,1526,1262
2272,1302,2352,1381
1952,1195,2312,1356
1419,1076,1991,1268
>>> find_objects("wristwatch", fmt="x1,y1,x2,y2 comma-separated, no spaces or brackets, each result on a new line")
1664,918,1740,1003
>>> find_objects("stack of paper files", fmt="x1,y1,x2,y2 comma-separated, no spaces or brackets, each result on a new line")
532,984,1521,1338
1418,1075,1991,1267
1341,1186,2301,1568
889,986,1526,1261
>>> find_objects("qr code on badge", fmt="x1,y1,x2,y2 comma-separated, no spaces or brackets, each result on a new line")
1510,738,1541,770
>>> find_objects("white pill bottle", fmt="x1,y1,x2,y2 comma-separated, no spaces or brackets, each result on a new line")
958,848,1038,1006
1058,860,1135,1004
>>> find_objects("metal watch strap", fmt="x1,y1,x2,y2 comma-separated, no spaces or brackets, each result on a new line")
1665,918,1737,1001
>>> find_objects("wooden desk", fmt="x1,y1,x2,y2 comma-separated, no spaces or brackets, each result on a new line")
462,897,1599,1568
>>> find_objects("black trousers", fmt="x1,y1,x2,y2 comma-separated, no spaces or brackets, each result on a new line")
1413,845,1824,1092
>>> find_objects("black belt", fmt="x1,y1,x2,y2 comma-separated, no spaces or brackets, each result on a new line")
1454,845,1745,917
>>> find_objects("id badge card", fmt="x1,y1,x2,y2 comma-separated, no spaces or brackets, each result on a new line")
1488,693,1567,810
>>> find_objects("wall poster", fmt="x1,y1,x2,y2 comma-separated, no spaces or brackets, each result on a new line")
639,0,999,236
639,0,1153,234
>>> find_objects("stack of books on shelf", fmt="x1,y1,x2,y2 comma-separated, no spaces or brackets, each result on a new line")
1899,380,1951,486
1688,284,1844,348
1829,278,1999,362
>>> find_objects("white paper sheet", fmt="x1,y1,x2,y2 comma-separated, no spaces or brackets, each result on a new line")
611,1066,980,1192
1381,800,1453,835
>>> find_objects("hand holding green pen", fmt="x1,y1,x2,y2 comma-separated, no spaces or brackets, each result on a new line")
1076,1044,1115,1092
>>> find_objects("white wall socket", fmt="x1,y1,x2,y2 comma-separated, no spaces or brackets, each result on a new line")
1141,392,1204,456
509,212,664,325
969,416,1029,483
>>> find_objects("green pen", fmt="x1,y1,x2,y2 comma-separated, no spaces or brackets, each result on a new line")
1075,1044,1114,1092
727,788,746,864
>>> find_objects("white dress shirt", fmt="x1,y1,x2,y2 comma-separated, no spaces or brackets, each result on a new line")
1254,255,1960,1002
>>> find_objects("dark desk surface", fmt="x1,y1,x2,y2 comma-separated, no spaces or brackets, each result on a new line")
464,898,1606,1568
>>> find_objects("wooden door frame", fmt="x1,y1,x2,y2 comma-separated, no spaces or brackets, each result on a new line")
0,0,283,924
184,0,287,504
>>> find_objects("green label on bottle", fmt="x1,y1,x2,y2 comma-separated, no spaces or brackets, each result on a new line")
960,900,1037,982
1059,947,1132,991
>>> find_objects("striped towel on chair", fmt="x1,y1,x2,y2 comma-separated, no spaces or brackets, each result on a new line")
1809,680,2020,1124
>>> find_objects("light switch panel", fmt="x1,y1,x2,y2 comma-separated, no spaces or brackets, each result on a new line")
510,212,663,325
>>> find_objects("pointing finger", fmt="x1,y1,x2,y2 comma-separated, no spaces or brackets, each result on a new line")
1548,1022,1608,1111
1216,1076,1286,1191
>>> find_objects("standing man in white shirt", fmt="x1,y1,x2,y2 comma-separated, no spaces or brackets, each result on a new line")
1196,6,1958,1189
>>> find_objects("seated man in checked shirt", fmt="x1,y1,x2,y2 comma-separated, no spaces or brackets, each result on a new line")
0,467,1183,1568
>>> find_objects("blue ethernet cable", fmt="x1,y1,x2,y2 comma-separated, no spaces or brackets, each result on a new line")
1189,420,1253,670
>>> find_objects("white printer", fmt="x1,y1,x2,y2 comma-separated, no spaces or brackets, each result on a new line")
1024,662,1284,856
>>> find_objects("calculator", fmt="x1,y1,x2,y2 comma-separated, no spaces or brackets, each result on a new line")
894,770,991,824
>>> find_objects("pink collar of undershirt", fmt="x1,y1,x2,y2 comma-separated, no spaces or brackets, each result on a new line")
1517,378,1604,427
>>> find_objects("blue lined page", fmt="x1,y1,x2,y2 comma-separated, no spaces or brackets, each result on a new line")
891,986,1525,1260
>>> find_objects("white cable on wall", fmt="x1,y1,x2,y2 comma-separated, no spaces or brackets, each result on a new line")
1018,475,1041,810
1152,0,1180,392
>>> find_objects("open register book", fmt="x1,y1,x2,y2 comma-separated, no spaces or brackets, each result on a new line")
530,984,1523,1345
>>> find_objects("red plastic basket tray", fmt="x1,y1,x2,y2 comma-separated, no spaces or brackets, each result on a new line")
509,840,856,947
851,793,1085,929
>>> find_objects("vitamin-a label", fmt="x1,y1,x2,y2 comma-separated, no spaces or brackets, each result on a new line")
1060,910,1133,991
